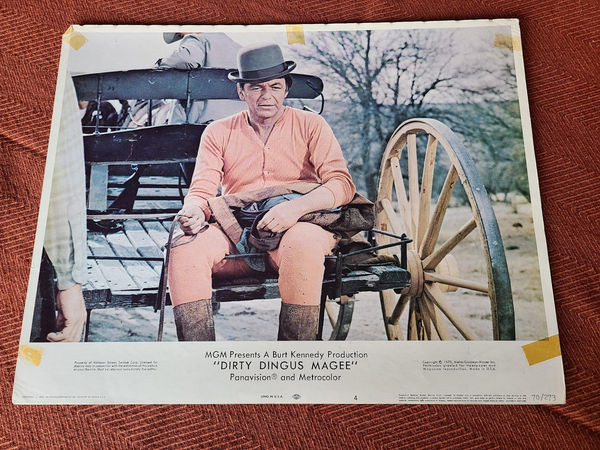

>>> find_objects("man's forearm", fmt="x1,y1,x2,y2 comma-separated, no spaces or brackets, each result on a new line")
288,185,336,217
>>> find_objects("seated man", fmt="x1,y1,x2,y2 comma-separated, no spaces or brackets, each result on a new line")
168,43,356,341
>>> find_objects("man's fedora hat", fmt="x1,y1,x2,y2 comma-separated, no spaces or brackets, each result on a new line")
228,43,296,83
163,32,185,44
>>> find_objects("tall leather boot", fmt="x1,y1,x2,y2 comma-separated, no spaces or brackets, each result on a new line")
277,303,320,341
173,299,215,341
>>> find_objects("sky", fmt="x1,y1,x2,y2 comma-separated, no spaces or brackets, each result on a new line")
66,24,517,103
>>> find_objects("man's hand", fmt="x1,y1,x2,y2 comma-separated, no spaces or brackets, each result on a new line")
177,205,207,235
257,187,336,234
257,201,304,233
47,284,87,342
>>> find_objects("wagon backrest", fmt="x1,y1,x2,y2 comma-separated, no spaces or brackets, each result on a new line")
74,68,323,101
73,68,324,165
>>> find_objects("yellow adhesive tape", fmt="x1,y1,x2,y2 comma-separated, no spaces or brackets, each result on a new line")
63,25,87,50
494,33,522,52
286,25,305,45
18,345,44,366
521,334,561,366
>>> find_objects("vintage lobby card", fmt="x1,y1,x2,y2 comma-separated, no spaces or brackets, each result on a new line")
14,21,564,404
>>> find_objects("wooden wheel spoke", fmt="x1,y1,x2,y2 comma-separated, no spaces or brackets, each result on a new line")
325,302,337,328
407,134,419,238
388,294,410,326
390,156,413,233
380,199,414,250
417,135,438,248
423,218,477,270
380,199,404,234
417,297,433,340
424,272,489,294
422,295,450,340
420,166,458,258
424,284,476,340
380,290,404,340
407,297,418,340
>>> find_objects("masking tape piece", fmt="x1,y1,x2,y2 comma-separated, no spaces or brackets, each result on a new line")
494,33,521,52
286,25,305,45
521,334,561,366
18,345,44,367
63,25,87,50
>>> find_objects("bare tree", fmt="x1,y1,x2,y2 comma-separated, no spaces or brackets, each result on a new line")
295,28,520,201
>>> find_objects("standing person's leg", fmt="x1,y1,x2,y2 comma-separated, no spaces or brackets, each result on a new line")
44,76,87,342
167,224,256,341
268,222,338,340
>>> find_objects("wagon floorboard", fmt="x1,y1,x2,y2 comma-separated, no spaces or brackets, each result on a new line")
87,233,141,292
123,220,164,273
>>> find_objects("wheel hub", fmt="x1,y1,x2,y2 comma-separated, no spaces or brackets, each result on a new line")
404,250,424,297
404,251,460,297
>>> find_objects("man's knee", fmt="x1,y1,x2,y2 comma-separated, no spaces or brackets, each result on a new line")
169,225,229,268
278,222,336,258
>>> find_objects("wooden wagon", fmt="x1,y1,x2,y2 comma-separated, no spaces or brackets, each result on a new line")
32,67,515,342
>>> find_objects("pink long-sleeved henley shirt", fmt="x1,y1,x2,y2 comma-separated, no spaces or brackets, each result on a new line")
185,106,356,219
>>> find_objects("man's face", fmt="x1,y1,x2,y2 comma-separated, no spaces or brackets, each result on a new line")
237,78,288,121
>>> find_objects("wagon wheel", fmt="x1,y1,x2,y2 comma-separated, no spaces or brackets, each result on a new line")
376,118,514,341
323,296,354,340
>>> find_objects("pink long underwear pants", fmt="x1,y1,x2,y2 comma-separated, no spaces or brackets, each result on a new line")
167,222,338,306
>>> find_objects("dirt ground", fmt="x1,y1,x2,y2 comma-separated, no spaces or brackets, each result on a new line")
87,202,548,342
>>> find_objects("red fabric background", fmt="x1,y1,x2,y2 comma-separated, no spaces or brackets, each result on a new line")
1,0,599,448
